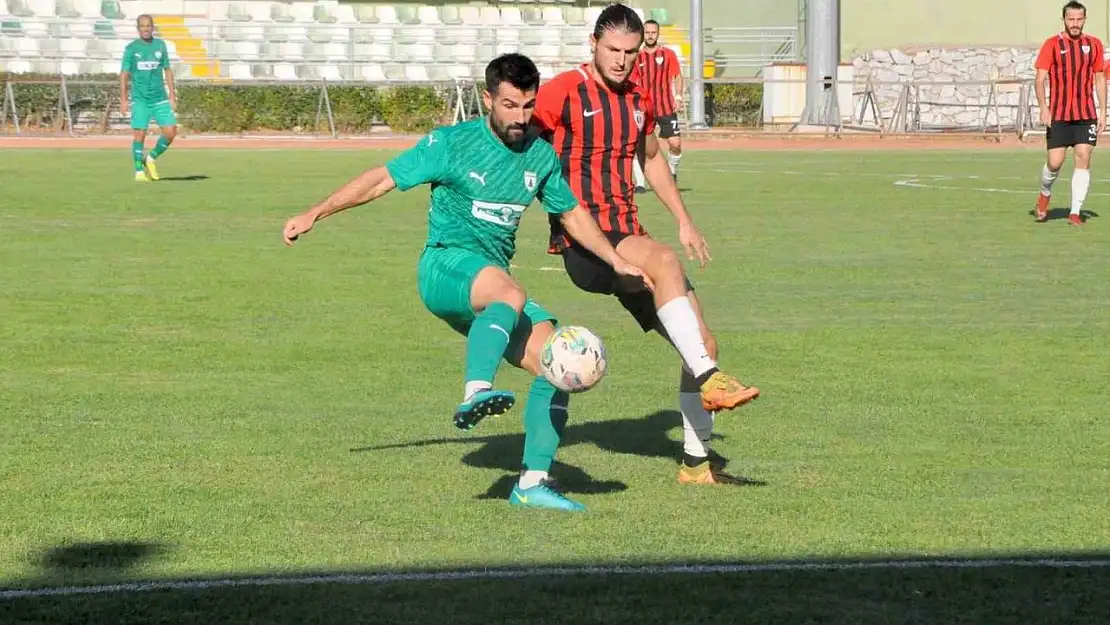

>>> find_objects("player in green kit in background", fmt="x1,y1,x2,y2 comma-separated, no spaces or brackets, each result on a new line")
119,14,176,182
282,54,651,512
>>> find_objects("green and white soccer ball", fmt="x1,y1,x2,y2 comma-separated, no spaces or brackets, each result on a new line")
540,325,609,393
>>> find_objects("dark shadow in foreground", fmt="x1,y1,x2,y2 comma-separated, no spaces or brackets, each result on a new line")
3,551,1109,624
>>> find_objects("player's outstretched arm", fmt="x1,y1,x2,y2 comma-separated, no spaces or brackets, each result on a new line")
282,166,397,245
558,207,654,291
643,134,711,266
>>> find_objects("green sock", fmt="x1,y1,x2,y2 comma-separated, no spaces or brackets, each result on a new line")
131,141,144,172
464,301,519,390
521,376,570,473
149,135,170,160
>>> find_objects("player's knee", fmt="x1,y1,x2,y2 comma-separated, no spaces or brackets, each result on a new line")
495,285,528,312
163,127,177,141
651,246,684,282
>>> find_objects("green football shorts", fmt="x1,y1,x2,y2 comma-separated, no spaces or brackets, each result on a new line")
417,245,558,362
130,99,176,130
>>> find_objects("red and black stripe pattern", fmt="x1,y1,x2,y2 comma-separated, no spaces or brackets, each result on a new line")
633,47,680,117
1035,33,1106,122
533,66,656,253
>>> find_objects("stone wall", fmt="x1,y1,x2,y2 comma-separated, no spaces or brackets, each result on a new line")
849,47,1039,130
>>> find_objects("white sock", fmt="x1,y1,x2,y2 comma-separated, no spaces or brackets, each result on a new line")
667,151,682,176
633,157,646,188
1071,168,1090,214
1041,164,1059,197
463,381,491,402
679,391,714,459
518,470,547,489
657,296,717,378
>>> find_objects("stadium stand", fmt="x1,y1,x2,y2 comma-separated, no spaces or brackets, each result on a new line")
0,1,675,81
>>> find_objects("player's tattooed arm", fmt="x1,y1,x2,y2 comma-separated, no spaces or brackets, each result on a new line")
558,207,654,291
282,167,398,245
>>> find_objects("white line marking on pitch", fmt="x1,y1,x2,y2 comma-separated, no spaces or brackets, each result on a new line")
1,558,1108,599
893,178,1110,196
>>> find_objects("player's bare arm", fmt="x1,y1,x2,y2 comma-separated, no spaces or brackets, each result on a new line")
673,63,685,112
119,71,130,115
164,67,176,110
283,166,397,245
643,133,710,265
558,206,654,291
1036,67,1051,126
1097,71,1107,134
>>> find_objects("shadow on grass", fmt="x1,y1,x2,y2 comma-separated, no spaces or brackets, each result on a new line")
352,410,767,498
1028,208,1099,222
2,549,1109,624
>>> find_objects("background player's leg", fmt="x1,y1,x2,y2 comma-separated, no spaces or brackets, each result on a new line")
615,234,759,412
504,310,583,511
144,103,178,181
129,103,148,181
1071,141,1094,223
1036,135,1067,221
666,134,682,180
148,124,176,162
633,135,647,192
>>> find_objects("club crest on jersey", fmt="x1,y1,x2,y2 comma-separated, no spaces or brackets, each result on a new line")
523,171,537,191
1083,44,1091,54
655,56,664,65
155,50,162,59
634,109,645,130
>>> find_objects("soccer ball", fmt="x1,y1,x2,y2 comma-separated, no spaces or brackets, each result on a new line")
540,325,609,393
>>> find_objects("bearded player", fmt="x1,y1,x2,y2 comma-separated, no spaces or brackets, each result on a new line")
532,4,761,486
1033,1,1106,224
283,53,650,512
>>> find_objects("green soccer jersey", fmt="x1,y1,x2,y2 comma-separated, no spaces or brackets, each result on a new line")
386,118,580,268
121,38,170,103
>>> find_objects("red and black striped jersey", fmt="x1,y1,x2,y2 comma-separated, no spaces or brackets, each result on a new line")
1035,33,1106,122
532,64,656,253
632,46,681,117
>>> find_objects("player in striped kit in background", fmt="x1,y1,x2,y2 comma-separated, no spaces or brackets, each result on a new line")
1033,0,1106,224
631,18,685,191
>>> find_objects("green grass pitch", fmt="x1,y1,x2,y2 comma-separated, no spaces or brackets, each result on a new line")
1,147,1109,623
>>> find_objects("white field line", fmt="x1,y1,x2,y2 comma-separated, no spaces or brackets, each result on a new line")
2,557,1110,600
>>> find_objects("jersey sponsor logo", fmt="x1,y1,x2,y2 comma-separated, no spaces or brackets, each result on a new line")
523,171,537,191
471,200,525,228
583,109,602,118
634,109,645,130
136,60,161,71
468,171,487,185
426,133,438,145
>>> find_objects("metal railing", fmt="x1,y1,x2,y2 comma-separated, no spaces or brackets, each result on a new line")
0,74,1058,139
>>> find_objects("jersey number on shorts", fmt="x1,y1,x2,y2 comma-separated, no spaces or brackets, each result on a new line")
669,118,680,134
471,200,525,228
1090,124,1099,140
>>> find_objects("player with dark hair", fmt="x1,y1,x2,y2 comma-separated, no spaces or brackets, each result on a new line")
1033,0,1106,224
119,14,176,181
282,53,650,512
532,4,761,486
631,18,684,190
